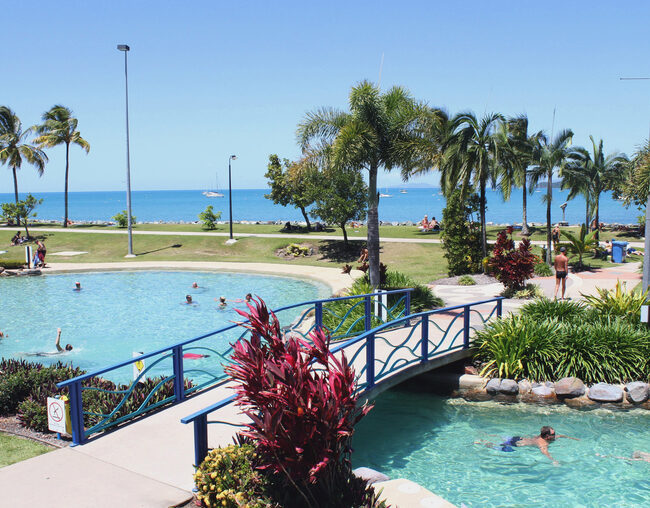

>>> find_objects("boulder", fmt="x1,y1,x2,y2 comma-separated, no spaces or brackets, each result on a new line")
625,382,649,404
485,378,501,395
588,383,624,403
554,377,586,398
499,379,519,395
518,379,532,395
353,467,390,485
531,382,555,398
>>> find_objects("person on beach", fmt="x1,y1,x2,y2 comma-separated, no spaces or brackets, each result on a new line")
476,426,577,465
554,247,569,300
552,224,561,250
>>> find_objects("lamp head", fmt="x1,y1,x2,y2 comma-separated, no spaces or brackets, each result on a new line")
230,155,237,160
117,44,130,52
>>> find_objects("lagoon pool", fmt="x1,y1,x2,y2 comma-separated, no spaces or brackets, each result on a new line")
353,389,649,507
0,271,328,382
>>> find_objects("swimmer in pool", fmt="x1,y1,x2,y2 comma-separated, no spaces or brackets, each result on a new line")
73,281,82,291
191,282,199,288
185,295,193,304
218,296,227,308
245,293,252,303
25,328,73,356
476,426,578,465
597,451,650,463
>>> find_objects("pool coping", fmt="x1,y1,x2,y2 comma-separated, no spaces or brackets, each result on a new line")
37,261,361,295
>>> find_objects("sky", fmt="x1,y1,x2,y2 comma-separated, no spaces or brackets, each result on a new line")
2,0,650,193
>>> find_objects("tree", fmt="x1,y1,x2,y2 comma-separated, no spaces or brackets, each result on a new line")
198,205,222,230
309,167,367,245
440,112,505,256
441,189,483,275
563,136,627,238
1,194,43,238
0,106,48,226
265,154,317,229
529,129,574,264
561,224,598,270
34,105,90,227
297,81,433,287
615,139,650,208
497,116,543,236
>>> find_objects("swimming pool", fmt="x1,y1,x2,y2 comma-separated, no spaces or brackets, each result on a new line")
1,271,328,382
353,389,649,507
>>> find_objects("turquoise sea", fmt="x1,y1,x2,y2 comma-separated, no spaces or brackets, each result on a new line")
0,187,636,226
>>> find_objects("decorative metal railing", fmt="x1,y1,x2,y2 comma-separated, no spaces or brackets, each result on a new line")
181,296,503,466
56,288,412,445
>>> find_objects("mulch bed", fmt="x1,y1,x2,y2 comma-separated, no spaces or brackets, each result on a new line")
0,415,69,448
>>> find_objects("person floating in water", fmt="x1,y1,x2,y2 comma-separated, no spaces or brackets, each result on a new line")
185,295,195,305
73,281,82,291
218,296,227,308
26,328,72,356
191,282,199,288
245,293,252,303
476,426,578,465
597,451,650,463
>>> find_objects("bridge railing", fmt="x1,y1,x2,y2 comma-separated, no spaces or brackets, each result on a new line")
181,296,503,466
56,288,412,445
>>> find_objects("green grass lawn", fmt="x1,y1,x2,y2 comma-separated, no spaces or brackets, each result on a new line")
0,432,52,468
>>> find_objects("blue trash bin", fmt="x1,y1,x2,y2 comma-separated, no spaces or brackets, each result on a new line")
611,241,628,263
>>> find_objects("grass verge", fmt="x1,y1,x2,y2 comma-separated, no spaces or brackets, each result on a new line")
0,432,52,468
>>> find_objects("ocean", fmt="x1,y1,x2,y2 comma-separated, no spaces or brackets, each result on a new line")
0,188,638,226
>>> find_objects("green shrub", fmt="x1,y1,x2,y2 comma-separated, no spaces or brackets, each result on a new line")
520,298,586,323
0,372,32,415
286,243,310,257
198,205,221,230
581,281,649,323
458,275,476,286
441,190,483,275
17,397,48,432
533,262,553,277
194,443,276,508
501,283,544,299
473,315,561,380
112,210,136,228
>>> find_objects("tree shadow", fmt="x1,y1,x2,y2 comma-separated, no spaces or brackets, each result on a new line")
279,225,336,234
137,244,183,255
318,240,374,263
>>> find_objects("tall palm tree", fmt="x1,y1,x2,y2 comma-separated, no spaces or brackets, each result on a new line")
297,81,434,287
34,105,90,227
0,106,48,225
562,136,627,239
497,116,543,236
529,129,574,263
440,112,505,256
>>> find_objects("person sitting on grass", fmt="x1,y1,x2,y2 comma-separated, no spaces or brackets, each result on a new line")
10,232,21,245
418,215,430,231
429,216,440,231
357,247,368,263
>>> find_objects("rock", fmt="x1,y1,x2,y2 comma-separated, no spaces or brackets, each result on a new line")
353,467,389,485
464,365,478,375
485,378,501,395
518,379,532,395
588,383,624,403
564,397,596,409
555,377,586,398
499,379,519,395
625,382,649,404
531,383,555,398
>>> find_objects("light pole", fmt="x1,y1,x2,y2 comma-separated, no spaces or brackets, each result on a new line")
117,44,135,257
620,77,650,293
227,155,237,243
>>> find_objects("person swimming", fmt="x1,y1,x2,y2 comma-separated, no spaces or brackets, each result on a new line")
218,296,227,308
73,281,82,291
185,295,193,304
25,328,72,356
191,282,199,288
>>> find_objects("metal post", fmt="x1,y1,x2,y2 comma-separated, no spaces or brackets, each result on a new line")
118,44,135,258
365,332,375,388
193,415,208,466
172,346,185,402
227,155,237,242
364,296,372,331
405,290,411,317
496,298,503,318
68,381,85,446
420,314,429,362
315,302,323,330
463,305,470,349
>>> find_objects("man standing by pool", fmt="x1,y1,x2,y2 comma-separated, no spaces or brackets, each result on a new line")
554,247,569,300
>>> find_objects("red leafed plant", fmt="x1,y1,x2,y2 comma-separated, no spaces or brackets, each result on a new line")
225,297,379,508
489,228,536,290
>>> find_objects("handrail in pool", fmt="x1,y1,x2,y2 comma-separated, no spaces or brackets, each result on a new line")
57,288,413,445
181,296,504,466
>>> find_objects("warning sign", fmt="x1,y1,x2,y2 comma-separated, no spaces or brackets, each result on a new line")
133,351,145,383
47,397,69,434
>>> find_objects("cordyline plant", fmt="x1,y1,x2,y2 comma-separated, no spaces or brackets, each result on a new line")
489,227,536,290
225,298,377,508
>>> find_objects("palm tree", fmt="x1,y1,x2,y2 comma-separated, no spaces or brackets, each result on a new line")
297,81,434,287
497,116,543,236
440,112,505,256
562,136,627,239
34,105,90,227
0,106,48,225
529,129,574,263
560,224,598,270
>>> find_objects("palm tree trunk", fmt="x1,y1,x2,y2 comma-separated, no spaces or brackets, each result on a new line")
299,206,311,230
585,199,589,230
367,164,380,288
594,193,600,241
521,178,529,236
546,169,552,264
12,166,20,228
480,178,487,258
63,142,70,227
341,222,348,246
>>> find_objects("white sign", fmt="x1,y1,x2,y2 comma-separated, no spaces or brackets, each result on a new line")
47,397,68,434
133,351,145,382
641,305,649,324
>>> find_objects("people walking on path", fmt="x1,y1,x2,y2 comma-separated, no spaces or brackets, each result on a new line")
554,247,569,300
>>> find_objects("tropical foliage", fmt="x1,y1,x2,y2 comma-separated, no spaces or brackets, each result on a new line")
489,227,536,290
560,224,598,269
615,139,650,208
1,194,42,237
441,189,483,276
34,105,90,227
581,280,649,323
112,210,136,228
198,205,221,230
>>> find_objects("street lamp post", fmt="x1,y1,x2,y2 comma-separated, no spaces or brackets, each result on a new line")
227,155,237,243
620,77,650,293
117,44,135,258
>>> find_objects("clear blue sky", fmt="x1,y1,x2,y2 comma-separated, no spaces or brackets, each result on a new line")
3,0,650,193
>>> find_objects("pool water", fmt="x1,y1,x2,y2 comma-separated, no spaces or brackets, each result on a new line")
353,389,650,507
0,271,328,382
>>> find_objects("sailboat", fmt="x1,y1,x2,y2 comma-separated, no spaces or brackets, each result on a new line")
202,172,225,198
379,188,392,198
400,189,407,194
